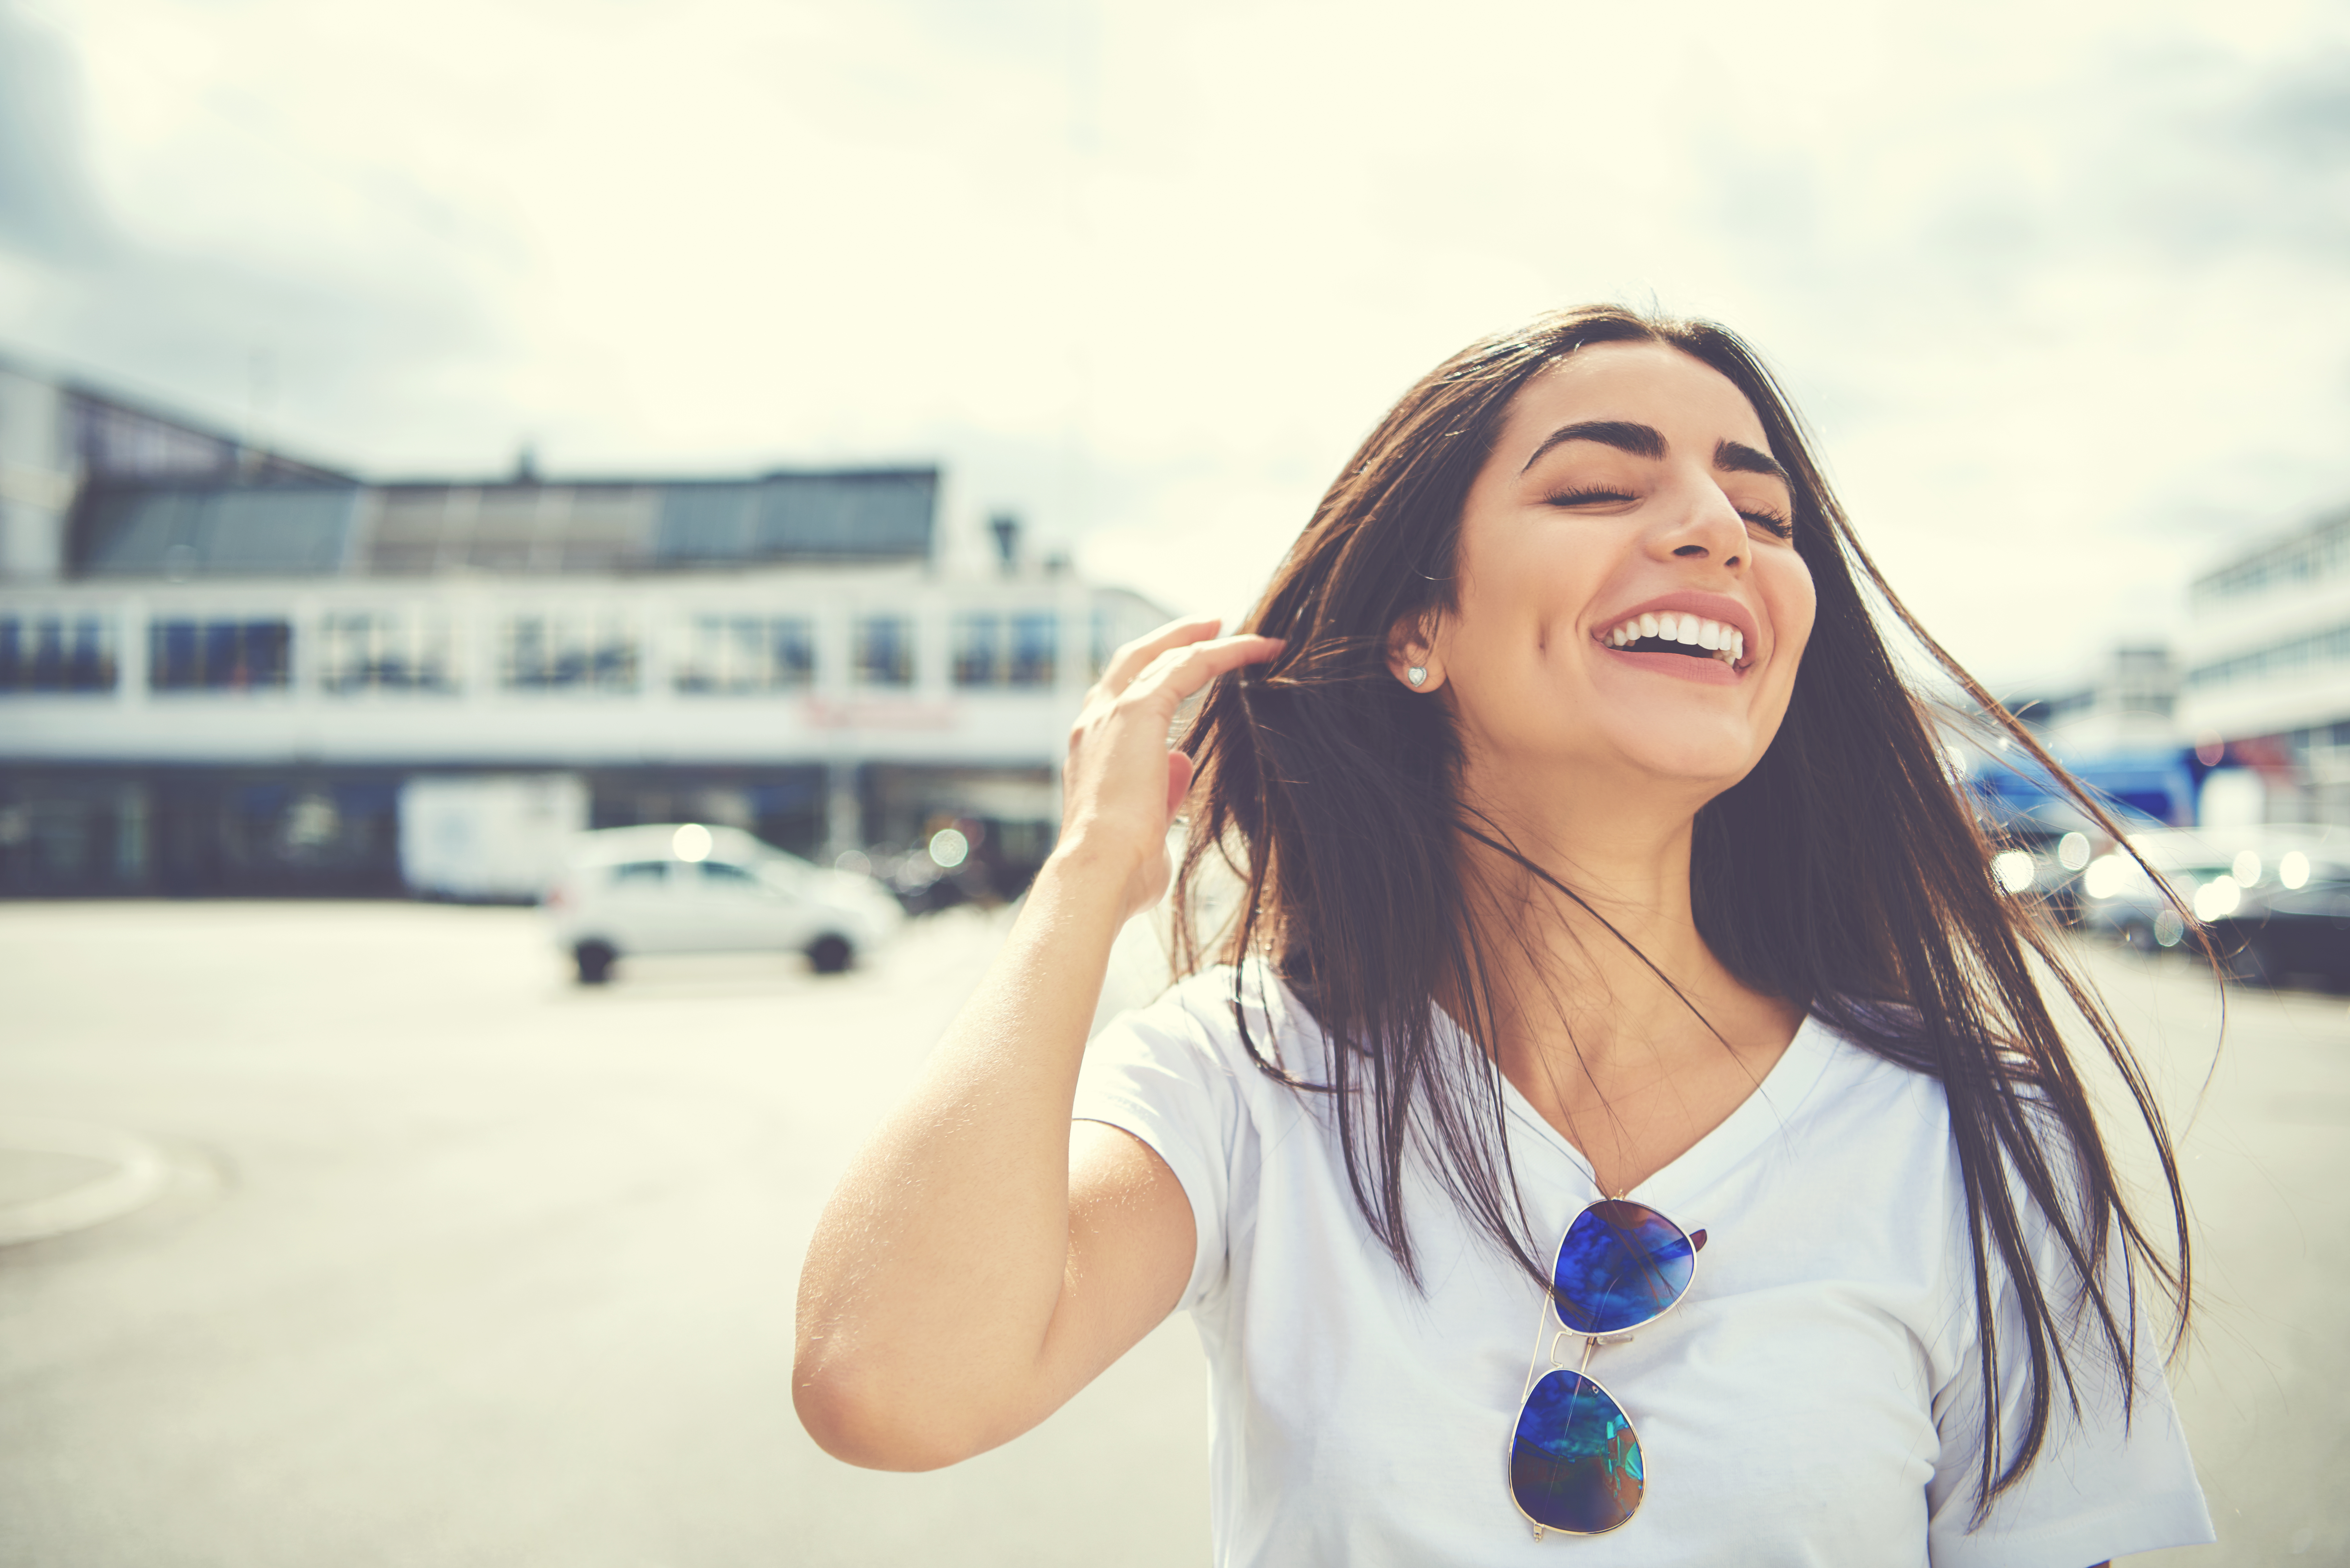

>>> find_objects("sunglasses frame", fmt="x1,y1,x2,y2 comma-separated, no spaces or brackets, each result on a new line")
1506,1198,1705,1540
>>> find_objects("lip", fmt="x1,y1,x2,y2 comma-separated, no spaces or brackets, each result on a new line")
1589,591,1763,677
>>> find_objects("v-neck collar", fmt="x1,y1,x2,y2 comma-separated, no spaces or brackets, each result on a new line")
1493,1013,1839,1213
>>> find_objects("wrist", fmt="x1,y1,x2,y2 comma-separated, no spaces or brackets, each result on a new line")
1034,836,1143,901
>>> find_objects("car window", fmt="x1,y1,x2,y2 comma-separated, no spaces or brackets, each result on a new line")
757,859,811,893
700,860,759,885
608,861,668,885
2270,880,2350,918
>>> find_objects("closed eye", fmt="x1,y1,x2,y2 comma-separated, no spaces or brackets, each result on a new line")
1741,509,1794,540
1543,487,1635,509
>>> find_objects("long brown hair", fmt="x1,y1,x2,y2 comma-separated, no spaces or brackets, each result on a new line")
1171,304,2190,1515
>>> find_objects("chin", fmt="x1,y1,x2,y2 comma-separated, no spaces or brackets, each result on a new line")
1597,729,1766,792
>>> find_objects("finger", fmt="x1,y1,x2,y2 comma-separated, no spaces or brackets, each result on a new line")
1164,750,1197,820
1100,615,1226,694
1127,633,1284,709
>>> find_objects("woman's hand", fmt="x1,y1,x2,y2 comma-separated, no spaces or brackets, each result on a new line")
1055,615,1285,922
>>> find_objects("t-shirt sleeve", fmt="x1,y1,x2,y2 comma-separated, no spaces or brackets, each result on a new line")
1071,981,1250,1314
1925,1203,2215,1567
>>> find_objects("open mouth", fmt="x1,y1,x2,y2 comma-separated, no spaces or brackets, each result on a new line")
1599,612,1747,669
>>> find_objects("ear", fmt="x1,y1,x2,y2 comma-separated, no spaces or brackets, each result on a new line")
1385,611,1444,693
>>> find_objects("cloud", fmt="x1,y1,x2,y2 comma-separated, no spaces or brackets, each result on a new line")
0,1,107,260
4,0,2349,690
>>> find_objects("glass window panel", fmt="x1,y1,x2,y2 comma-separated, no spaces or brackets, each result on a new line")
147,617,289,691
320,610,460,694
953,613,1000,686
1008,612,1057,687
28,620,63,689
854,615,913,687
502,611,638,692
672,614,814,694
772,619,814,685
67,620,109,690
0,615,113,694
155,622,199,688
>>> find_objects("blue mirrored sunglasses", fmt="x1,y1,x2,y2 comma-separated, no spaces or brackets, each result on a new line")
1507,1198,1707,1538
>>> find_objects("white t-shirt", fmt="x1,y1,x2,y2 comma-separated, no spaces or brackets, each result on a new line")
1072,965,2214,1568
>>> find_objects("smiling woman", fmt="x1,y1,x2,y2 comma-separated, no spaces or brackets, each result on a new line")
793,306,2214,1567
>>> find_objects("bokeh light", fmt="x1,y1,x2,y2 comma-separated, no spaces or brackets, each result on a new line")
672,823,712,862
2192,877,2241,922
928,828,969,870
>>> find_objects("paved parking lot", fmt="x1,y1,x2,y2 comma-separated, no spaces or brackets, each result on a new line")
0,901,2341,1565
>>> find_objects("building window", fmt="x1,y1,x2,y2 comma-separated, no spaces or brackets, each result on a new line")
1008,612,1056,687
321,611,460,694
673,614,815,693
2186,620,2350,692
500,612,639,692
953,611,1056,688
854,615,913,687
149,618,291,691
952,614,1000,686
0,615,118,694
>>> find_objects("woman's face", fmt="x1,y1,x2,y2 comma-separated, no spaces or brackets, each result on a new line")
1424,340,1817,808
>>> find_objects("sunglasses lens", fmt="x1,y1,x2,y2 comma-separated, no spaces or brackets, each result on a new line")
1551,1199,1695,1334
1510,1368,1643,1534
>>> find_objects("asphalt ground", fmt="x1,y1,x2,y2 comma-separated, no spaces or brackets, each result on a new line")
0,901,2341,1565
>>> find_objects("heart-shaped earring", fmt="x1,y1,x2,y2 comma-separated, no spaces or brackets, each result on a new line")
1406,666,1428,687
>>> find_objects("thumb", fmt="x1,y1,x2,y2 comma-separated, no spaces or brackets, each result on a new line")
1164,750,1197,821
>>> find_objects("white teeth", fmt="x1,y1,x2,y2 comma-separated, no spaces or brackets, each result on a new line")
1602,612,1751,666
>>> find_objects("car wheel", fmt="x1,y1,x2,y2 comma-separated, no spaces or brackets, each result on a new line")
807,934,854,975
575,940,618,985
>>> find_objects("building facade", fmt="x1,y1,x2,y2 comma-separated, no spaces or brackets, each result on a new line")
2177,505,2350,826
0,356,1165,896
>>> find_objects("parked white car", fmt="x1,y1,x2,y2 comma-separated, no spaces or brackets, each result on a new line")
546,823,903,983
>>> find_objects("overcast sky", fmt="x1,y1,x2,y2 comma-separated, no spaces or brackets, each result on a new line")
3,0,2347,689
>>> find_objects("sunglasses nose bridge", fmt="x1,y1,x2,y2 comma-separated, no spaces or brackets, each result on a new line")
1548,1329,1620,1374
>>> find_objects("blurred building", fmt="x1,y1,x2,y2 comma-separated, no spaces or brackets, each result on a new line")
1983,645,2195,826
0,353,1166,896
2177,504,2350,826
2005,644,2181,756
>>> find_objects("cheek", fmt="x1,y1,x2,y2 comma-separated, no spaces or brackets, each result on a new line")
1767,560,1819,663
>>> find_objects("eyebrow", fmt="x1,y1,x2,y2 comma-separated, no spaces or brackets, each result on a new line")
1519,420,1663,472
1517,420,1791,486
1713,439,1789,483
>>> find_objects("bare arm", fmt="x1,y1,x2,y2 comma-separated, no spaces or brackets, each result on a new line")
792,617,1282,1471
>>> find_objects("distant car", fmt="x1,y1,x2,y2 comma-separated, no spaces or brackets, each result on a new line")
2206,874,2350,988
545,823,903,983
1973,793,2165,920
2074,825,2350,965
2072,829,2239,951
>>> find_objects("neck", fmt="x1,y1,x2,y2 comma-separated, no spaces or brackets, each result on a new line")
1450,754,1805,1196
1454,756,1752,1074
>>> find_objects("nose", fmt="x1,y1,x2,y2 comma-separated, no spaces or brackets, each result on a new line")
1646,475,1748,572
